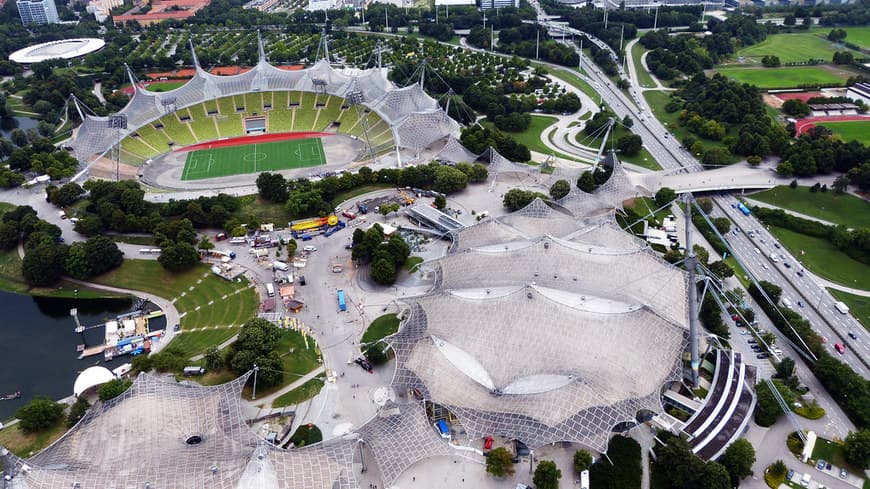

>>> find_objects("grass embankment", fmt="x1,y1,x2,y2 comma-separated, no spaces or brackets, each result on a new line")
749,186,870,228
331,183,395,209
819,120,870,146
714,66,851,89
735,32,860,64
404,256,423,272
272,377,325,408
766,226,870,291
236,194,289,227
0,248,123,299
576,124,661,171
107,234,157,246
246,328,322,400
819,26,870,49
829,289,870,332
91,260,258,332
0,417,67,458
630,42,657,89
361,313,400,344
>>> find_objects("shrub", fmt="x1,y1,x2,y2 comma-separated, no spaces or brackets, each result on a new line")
16,396,65,432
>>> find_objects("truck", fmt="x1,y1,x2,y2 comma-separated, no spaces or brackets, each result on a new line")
782,298,793,309
272,261,289,271
342,210,357,220
183,366,205,376
835,301,850,315
266,283,275,297
337,289,346,311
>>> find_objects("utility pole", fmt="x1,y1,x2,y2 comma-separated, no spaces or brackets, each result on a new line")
578,38,583,72
654,4,659,30
536,28,540,59
684,193,700,388
251,364,259,400
491,26,494,52
435,4,438,24
385,6,389,31
619,24,625,55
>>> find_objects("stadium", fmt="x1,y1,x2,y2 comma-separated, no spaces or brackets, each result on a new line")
67,35,460,188
8,38,105,64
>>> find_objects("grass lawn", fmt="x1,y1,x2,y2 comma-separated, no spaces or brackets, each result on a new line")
271,377,325,408
497,115,560,157
630,42,657,89
91,260,258,330
181,138,326,181
0,417,68,458
236,194,289,226
549,68,601,103
813,26,870,50
330,183,394,208
145,81,187,92
107,234,156,246
735,32,860,64
576,124,662,171
404,256,423,272
812,437,848,468
361,313,400,344
829,289,870,332
246,328,322,400
714,66,849,89
766,226,870,290
168,327,240,358
0,248,123,299
748,186,870,228
818,120,870,146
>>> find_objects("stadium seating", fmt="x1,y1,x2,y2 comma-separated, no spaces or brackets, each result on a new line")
117,91,395,159
159,113,197,146
186,104,219,142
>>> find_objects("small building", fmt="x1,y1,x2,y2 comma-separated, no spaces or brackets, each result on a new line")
406,204,464,235
279,285,295,299
367,222,397,238
286,299,304,313
846,82,870,106
73,366,116,398
261,298,276,312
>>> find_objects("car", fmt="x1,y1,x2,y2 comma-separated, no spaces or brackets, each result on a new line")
762,264,769,270
756,353,770,359
787,469,795,480
840,468,848,479
797,270,804,277
174,323,180,332
483,436,494,450
731,203,736,208
731,314,739,321
303,245,317,252
354,357,373,373
784,262,791,268
774,243,781,249
797,300,804,308
849,331,858,340
751,346,763,352
835,343,846,354
760,238,765,243
826,463,832,471
748,339,757,344
754,247,761,254
817,460,826,470
821,336,828,343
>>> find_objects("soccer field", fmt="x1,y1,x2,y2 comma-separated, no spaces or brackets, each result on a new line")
182,138,326,181
714,66,848,89
818,120,870,145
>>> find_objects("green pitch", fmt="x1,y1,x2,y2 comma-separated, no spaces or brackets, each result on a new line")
818,120,870,146
181,138,326,181
714,66,847,89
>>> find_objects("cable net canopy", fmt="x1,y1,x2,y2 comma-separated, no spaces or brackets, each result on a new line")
0,372,359,489
68,55,456,160
434,136,480,164
388,286,686,451
435,237,688,326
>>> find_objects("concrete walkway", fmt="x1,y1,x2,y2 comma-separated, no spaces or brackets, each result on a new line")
189,332,240,361
247,365,326,408
743,197,839,228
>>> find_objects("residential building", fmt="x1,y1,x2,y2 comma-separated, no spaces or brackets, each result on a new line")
16,0,59,24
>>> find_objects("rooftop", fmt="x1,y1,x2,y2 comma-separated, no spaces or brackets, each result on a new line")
9,38,105,64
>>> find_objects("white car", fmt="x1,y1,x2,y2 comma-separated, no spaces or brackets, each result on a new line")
303,245,317,252
754,248,760,254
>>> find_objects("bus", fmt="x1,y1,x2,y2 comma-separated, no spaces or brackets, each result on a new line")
580,470,590,489
139,248,162,255
266,283,275,297
337,289,346,311
736,202,751,216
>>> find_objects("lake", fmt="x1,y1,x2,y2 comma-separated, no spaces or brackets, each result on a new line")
0,116,39,140
0,291,146,421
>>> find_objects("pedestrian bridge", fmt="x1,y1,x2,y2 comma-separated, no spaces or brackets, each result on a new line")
628,164,784,196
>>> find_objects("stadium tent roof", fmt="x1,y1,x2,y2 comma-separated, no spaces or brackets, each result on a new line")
72,366,116,397
1,372,360,489
67,38,460,162
9,38,105,64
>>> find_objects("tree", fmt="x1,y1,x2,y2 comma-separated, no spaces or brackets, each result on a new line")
486,447,515,477
655,187,677,208
747,155,762,167
700,461,732,489
775,357,796,380
844,430,870,469
256,172,288,203
158,242,200,272
433,165,469,194
718,438,756,486
574,449,593,473
833,175,849,194
22,242,67,286
16,396,65,432
49,182,85,207
616,134,643,156
433,194,446,209
622,115,634,128
550,179,571,199
533,460,561,489
503,189,544,212
576,171,596,192
697,198,713,214
198,236,214,251
204,346,223,371
770,460,788,477
712,217,731,234
67,396,90,428
98,378,133,401
782,99,811,118
370,257,397,285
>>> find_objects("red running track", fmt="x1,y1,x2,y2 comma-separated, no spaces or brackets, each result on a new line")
794,115,870,136
176,131,333,152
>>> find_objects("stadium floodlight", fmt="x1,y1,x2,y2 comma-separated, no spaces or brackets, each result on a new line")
108,114,128,130
108,115,128,182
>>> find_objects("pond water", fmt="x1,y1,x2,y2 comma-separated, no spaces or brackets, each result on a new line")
0,115,39,140
0,291,162,421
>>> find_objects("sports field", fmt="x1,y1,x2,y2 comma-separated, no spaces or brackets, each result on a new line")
181,137,325,180
813,26,870,50
818,120,870,145
714,66,848,89
736,32,860,64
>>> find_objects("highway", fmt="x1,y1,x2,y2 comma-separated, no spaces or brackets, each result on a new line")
524,3,870,379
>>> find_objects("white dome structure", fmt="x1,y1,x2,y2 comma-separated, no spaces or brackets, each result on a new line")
73,366,116,398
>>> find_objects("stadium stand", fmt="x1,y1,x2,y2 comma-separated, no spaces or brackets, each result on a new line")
216,96,235,115
244,92,264,114
271,91,288,111
159,113,197,146
267,105,293,132
136,122,173,150
203,99,219,115
293,91,317,131
186,104,219,142
312,95,343,131
215,113,244,138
